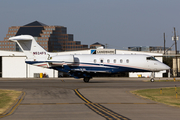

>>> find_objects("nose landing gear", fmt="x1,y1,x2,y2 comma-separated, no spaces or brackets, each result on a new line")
150,72,155,82
150,78,155,82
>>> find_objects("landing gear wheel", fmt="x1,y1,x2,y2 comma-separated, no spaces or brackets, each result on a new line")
150,78,155,82
83,77,90,83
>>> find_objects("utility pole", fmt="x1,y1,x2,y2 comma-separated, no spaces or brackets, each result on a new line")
164,33,165,54
105,44,108,49
173,27,178,77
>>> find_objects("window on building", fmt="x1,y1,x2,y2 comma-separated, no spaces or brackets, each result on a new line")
107,59,110,63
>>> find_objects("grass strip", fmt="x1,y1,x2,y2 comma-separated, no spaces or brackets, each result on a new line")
155,80,180,82
0,90,22,114
131,87,180,107
144,80,180,82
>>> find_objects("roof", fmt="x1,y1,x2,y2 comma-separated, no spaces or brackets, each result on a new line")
16,27,44,37
0,50,25,56
16,21,46,37
91,42,104,46
24,21,47,26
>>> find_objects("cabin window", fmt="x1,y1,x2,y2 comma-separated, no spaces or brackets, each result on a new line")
94,59,97,63
126,59,129,63
120,59,123,63
100,60,103,63
107,59,110,63
114,59,116,63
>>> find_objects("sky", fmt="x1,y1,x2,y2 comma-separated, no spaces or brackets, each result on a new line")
0,0,180,50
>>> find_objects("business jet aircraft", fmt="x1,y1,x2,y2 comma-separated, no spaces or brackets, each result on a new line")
9,35,170,82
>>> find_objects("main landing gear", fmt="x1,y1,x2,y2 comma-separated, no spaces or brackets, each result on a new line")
83,77,91,83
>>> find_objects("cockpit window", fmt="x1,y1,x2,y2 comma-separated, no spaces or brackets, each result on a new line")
146,57,158,61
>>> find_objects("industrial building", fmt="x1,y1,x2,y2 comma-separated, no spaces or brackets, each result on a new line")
0,21,88,52
90,42,105,49
128,46,171,52
0,48,168,78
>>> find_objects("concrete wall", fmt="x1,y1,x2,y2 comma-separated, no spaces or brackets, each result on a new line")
129,71,166,78
27,64,58,78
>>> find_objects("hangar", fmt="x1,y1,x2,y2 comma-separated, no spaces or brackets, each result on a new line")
0,48,169,78
0,51,58,78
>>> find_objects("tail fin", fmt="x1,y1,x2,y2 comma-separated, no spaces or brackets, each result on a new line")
9,35,49,59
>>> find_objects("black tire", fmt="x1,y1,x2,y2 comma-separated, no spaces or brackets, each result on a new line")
150,78,155,82
83,78,90,83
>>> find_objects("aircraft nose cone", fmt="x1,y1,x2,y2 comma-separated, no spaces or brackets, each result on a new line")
163,64,170,70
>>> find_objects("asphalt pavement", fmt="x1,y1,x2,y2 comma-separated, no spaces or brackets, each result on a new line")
0,77,179,120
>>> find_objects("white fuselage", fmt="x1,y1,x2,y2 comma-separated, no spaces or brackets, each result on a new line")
26,54,170,73
9,35,170,81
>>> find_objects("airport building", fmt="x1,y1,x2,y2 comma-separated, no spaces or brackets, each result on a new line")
128,46,171,52
0,48,168,78
0,21,88,52
90,42,105,49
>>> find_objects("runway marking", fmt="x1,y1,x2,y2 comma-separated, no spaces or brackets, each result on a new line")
74,88,130,120
0,91,26,118
61,80,65,82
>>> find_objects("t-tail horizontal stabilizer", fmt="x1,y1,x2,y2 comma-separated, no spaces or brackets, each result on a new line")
8,35,51,60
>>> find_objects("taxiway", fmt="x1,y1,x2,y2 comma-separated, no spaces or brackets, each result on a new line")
0,78,179,120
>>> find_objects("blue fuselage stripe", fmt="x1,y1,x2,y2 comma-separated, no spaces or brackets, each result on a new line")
26,61,150,72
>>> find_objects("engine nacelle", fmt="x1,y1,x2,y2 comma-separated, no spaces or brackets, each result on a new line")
49,55,74,66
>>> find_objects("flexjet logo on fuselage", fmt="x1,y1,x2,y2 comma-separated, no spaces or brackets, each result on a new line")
33,52,46,55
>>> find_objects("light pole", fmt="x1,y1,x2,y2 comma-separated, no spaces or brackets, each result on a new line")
173,27,178,77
